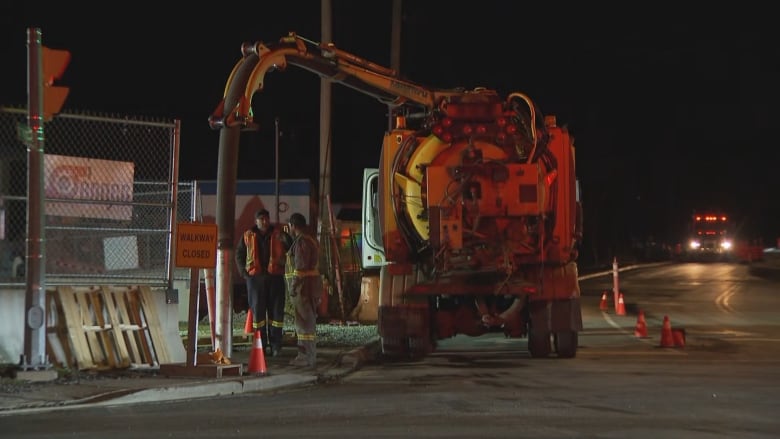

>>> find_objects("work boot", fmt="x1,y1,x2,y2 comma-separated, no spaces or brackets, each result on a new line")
303,340,316,368
270,344,281,357
289,355,312,368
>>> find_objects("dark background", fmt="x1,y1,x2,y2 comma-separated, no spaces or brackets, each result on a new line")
2,2,778,264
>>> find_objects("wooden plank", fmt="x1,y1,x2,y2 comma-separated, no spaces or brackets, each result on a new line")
55,287,95,370
89,289,118,368
48,285,180,371
101,286,131,368
139,286,171,364
78,288,107,368
45,290,73,368
82,326,107,331
127,288,156,366
112,289,144,365
57,287,92,369
159,363,242,378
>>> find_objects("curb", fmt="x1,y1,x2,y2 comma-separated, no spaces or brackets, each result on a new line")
242,374,318,394
0,338,382,415
86,339,382,406
102,380,244,405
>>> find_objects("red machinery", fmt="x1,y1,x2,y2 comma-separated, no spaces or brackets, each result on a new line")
210,33,583,359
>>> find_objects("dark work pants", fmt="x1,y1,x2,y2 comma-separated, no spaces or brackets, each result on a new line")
246,274,286,348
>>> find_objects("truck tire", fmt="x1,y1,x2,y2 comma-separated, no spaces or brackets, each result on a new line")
408,335,434,359
527,328,552,358
554,331,578,358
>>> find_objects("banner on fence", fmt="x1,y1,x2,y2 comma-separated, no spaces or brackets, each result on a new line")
44,154,134,220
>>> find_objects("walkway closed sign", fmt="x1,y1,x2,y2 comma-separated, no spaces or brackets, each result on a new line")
175,222,217,268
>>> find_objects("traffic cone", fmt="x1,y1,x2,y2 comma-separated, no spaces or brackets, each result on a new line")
616,293,626,316
244,309,254,335
634,309,648,338
599,291,609,311
247,329,268,375
659,315,674,347
672,328,686,348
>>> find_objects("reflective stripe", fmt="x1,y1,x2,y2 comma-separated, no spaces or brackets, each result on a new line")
297,333,317,341
253,320,267,328
270,320,284,328
244,230,260,275
293,269,319,277
267,231,287,275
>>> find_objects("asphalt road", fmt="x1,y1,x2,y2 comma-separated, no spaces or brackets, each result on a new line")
2,262,778,438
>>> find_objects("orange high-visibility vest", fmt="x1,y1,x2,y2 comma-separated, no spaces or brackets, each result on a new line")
267,230,287,275
244,228,288,276
243,230,261,276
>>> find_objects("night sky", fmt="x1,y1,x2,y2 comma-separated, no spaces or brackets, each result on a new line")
2,2,778,260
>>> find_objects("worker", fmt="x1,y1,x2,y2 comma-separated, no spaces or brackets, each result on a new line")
285,212,321,368
235,208,291,357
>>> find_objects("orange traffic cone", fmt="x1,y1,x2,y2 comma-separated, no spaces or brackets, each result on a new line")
659,315,674,347
599,291,609,311
672,328,686,348
616,293,626,316
244,309,254,335
247,329,268,375
634,309,648,338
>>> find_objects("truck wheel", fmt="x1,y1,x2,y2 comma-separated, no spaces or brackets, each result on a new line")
408,335,434,359
554,331,578,358
527,329,551,358
380,336,431,360
380,336,405,360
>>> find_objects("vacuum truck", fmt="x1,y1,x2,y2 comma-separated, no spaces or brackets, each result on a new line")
210,32,583,359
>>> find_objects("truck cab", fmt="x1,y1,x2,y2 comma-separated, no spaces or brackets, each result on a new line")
683,211,734,261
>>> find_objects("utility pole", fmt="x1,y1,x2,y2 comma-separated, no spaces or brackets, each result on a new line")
319,0,333,229
20,27,69,380
275,117,280,224
390,0,402,130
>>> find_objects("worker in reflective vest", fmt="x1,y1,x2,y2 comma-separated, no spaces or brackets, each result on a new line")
235,208,291,356
285,212,321,368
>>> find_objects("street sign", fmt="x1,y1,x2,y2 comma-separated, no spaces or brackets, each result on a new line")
175,222,217,268
17,123,32,143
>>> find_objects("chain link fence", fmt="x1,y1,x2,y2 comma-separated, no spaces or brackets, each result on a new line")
0,106,194,287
